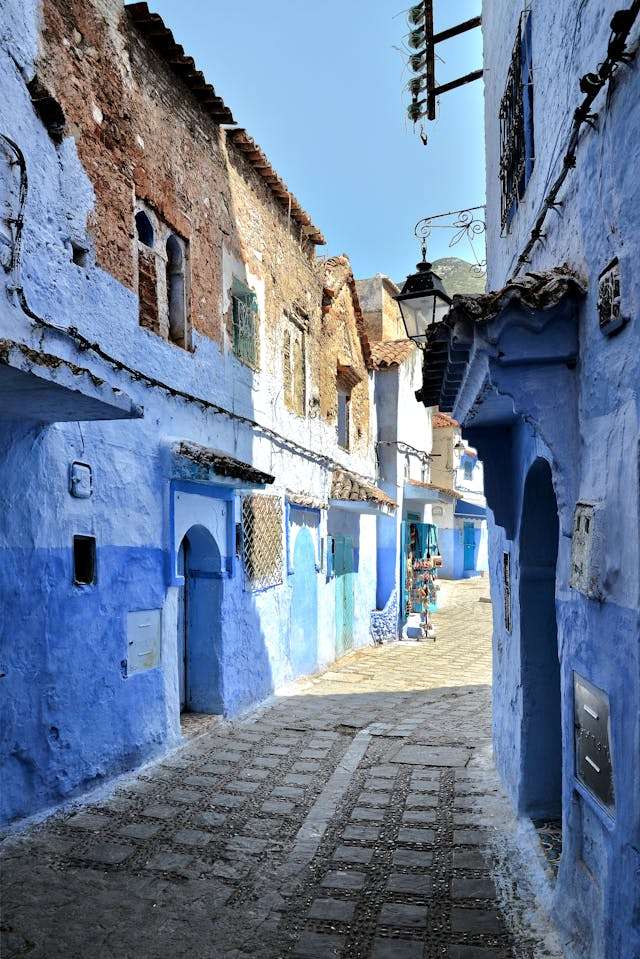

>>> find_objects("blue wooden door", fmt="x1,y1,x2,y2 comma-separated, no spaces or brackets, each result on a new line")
177,539,188,711
290,527,318,676
463,522,476,571
334,535,355,656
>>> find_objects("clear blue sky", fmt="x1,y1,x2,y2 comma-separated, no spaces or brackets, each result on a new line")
149,0,485,282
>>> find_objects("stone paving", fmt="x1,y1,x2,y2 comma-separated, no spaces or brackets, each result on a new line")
1,579,564,959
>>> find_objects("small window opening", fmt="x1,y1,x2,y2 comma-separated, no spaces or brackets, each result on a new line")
337,389,350,450
463,461,474,482
71,242,88,267
166,233,189,348
27,76,66,143
73,535,96,585
135,210,154,247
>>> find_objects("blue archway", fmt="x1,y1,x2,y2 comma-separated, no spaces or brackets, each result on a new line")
519,458,561,819
177,524,223,714
290,527,318,677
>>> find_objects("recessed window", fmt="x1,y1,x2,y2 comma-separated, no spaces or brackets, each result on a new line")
27,76,65,143
337,389,350,450
73,535,96,586
463,461,474,481
166,233,189,348
231,279,259,369
283,313,306,416
499,12,534,232
71,242,88,267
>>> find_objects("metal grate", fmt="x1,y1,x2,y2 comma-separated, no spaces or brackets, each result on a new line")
499,13,534,232
242,495,283,590
503,550,512,633
232,289,259,369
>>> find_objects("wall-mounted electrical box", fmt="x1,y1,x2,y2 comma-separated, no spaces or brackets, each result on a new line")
574,673,615,814
126,609,161,675
69,461,93,498
570,501,603,600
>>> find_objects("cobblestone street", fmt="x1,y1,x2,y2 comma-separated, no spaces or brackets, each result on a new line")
1,580,564,959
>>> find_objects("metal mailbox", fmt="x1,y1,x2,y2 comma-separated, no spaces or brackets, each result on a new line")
126,609,161,675
574,673,615,814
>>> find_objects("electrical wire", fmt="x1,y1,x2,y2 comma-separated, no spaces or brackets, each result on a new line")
0,132,381,484
511,1,640,277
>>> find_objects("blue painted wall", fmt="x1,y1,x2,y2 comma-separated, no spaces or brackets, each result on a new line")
0,0,382,827
438,523,486,579
458,3,640,954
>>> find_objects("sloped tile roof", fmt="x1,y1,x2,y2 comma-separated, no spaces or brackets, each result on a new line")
174,441,274,485
287,491,327,510
404,478,462,500
126,4,235,123
418,265,586,410
126,5,325,246
228,129,325,245
330,468,397,509
369,339,416,370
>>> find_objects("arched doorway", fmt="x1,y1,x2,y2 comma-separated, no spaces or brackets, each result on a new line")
519,458,562,820
176,525,223,714
290,527,318,677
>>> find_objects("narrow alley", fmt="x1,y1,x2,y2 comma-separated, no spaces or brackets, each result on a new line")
2,582,564,959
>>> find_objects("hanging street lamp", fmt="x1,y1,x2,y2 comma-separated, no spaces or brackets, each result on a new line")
395,244,452,345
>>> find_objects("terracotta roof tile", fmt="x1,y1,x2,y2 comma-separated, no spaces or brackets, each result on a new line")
369,339,416,369
228,129,325,245
174,441,274,485
330,468,397,509
432,411,459,428
404,478,462,499
126,4,235,123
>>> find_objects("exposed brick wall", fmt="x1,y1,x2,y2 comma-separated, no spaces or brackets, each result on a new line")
319,273,371,455
34,0,372,445
137,248,159,333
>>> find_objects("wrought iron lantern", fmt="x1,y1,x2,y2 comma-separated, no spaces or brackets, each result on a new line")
395,247,451,345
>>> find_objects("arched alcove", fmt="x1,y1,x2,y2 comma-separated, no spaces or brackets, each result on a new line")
135,210,154,247
519,458,562,821
177,524,223,714
166,233,188,348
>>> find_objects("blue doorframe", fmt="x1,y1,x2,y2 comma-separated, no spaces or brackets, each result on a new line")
463,522,476,572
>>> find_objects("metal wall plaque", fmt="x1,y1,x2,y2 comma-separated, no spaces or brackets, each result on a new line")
570,502,603,600
598,258,627,335
574,673,615,813
503,551,512,632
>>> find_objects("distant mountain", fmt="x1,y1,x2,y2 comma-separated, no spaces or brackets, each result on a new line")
432,257,486,297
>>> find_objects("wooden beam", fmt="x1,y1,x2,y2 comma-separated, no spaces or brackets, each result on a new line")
433,15,481,45
434,68,483,97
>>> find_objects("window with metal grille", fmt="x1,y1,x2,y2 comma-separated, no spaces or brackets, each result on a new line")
242,495,283,590
232,280,259,369
499,12,534,232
